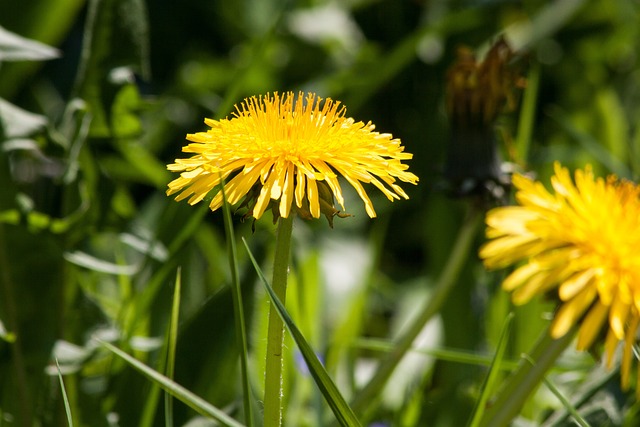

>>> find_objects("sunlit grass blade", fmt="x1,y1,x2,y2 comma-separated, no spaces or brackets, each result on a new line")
55,358,74,427
221,177,254,426
99,340,245,427
165,268,182,427
541,365,617,426
468,312,514,427
242,238,362,427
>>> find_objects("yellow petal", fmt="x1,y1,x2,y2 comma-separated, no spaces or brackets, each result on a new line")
558,269,595,301
550,286,596,338
609,294,630,340
576,302,608,350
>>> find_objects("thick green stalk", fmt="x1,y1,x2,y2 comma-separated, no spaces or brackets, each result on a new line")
351,206,482,418
263,215,294,427
478,327,576,427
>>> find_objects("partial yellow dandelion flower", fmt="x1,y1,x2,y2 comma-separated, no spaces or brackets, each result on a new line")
166,92,418,224
480,162,640,393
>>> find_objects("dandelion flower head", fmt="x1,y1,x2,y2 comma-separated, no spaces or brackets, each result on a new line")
167,92,418,223
480,162,640,392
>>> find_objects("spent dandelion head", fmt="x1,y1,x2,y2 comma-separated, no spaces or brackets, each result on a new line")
166,91,418,226
444,36,525,200
480,162,640,394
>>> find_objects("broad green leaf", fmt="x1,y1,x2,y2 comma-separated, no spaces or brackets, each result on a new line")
242,238,362,427
111,79,143,138
74,0,150,137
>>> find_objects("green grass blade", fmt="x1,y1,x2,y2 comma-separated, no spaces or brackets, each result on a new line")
540,377,590,427
138,268,181,427
242,238,362,427
541,364,617,426
478,328,576,427
354,338,520,370
164,268,182,427
99,340,245,427
468,312,514,427
55,358,74,427
515,61,539,165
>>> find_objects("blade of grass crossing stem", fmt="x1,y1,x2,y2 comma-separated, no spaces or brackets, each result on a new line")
521,355,590,427
468,313,514,427
165,268,182,427
541,378,590,427
99,340,245,427
242,238,362,427
220,176,254,426
478,328,576,427
56,359,74,427
354,338,520,370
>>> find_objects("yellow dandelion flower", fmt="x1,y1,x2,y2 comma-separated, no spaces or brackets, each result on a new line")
166,91,418,223
480,162,640,392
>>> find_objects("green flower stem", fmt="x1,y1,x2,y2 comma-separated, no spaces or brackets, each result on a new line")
263,214,294,427
351,205,483,419
478,326,576,427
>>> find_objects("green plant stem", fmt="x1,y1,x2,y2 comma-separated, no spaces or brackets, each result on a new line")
351,205,483,418
263,215,294,427
478,326,576,427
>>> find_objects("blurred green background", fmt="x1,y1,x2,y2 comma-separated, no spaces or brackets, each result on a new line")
1,0,640,426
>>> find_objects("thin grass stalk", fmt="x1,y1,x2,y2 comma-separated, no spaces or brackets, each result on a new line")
351,205,483,418
514,61,540,165
263,215,294,427
164,269,182,427
468,313,514,427
56,359,74,427
99,340,245,427
221,185,254,426
538,370,589,427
